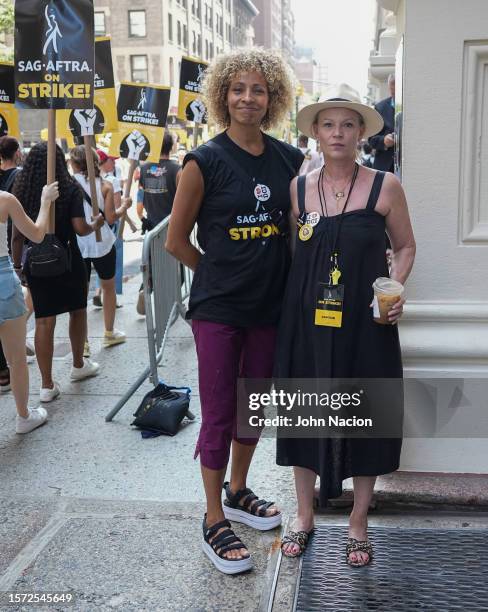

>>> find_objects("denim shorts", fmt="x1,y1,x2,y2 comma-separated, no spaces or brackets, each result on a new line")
0,256,27,326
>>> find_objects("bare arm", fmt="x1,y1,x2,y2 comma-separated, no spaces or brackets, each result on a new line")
72,214,104,237
375,173,416,323
1,183,58,245
165,160,204,271
381,174,416,286
101,181,116,225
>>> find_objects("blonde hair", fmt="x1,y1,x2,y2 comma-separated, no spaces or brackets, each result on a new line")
202,48,295,131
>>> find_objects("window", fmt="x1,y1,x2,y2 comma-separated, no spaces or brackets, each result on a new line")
183,24,188,48
205,40,209,60
177,20,181,45
168,13,173,41
192,31,197,54
226,22,231,42
210,42,214,58
170,58,174,87
131,55,148,82
226,0,231,10
197,34,202,56
129,10,146,38
94,12,106,36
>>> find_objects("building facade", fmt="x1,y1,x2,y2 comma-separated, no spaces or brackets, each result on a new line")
252,0,295,60
369,0,488,474
293,46,329,99
94,0,258,112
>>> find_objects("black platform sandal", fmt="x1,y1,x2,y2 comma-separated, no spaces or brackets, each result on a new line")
223,482,282,531
346,537,374,567
202,516,253,575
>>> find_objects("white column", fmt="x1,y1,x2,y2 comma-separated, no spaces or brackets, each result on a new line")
397,0,488,472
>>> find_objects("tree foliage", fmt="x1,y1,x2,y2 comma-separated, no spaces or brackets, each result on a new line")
0,0,14,35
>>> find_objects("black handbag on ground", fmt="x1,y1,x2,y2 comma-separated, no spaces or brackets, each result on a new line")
131,382,193,436
25,234,72,278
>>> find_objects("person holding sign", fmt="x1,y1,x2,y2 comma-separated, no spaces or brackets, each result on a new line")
69,146,129,350
0,179,58,432
166,49,304,575
275,85,416,565
13,143,104,402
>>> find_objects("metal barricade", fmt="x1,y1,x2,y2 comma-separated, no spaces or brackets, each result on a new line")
105,217,192,421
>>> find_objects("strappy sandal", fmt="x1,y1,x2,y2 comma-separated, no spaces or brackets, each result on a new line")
223,482,282,531
202,516,253,575
346,537,374,567
281,529,313,558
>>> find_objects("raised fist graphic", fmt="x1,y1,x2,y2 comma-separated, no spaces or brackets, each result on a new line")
126,130,146,160
73,109,97,136
189,99,206,123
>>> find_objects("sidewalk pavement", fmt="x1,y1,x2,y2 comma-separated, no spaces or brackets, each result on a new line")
0,238,487,611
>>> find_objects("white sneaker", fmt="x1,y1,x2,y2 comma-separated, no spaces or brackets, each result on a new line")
39,382,60,403
70,358,100,381
16,406,48,434
103,329,126,347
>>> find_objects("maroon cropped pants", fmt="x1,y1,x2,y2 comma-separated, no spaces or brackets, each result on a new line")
192,320,277,470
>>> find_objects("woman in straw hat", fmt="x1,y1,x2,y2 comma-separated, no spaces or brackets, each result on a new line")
276,84,416,566
166,48,304,575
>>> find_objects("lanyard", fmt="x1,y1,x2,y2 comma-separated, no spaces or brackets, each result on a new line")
317,163,359,281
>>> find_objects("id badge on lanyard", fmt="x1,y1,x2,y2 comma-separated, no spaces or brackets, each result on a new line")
315,282,344,327
315,250,344,328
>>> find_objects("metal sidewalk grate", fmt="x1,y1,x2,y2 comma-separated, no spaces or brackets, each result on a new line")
295,525,488,611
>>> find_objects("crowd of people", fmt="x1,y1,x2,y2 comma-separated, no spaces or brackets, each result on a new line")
1,48,413,575
0,138,134,430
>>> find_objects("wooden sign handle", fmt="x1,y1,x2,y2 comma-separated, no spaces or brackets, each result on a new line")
117,159,137,239
84,136,102,242
47,110,56,234
192,122,199,150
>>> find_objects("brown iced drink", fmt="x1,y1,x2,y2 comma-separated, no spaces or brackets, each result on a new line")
372,278,404,324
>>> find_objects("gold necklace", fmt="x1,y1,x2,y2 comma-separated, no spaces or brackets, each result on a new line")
325,168,357,201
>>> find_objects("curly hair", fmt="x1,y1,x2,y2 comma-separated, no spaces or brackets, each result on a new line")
12,142,81,223
202,48,295,131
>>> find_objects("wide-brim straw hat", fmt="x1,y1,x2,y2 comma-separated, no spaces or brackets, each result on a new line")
297,83,384,139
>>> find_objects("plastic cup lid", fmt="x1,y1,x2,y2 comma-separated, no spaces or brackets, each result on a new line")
372,277,404,295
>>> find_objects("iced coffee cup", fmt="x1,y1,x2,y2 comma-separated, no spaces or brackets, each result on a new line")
372,277,404,324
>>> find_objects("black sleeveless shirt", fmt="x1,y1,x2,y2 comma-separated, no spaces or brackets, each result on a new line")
184,131,304,327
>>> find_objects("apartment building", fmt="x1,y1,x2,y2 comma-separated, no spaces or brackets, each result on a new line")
94,0,258,111
252,0,295,60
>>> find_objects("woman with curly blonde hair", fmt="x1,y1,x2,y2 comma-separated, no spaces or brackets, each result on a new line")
167,48,304,574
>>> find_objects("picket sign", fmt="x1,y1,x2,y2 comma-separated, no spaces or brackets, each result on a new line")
83,136,102,242
192,123,199,150
117,161,137,239
47,110,56,233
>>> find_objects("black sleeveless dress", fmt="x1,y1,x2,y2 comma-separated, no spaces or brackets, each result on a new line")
275,171,403,506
